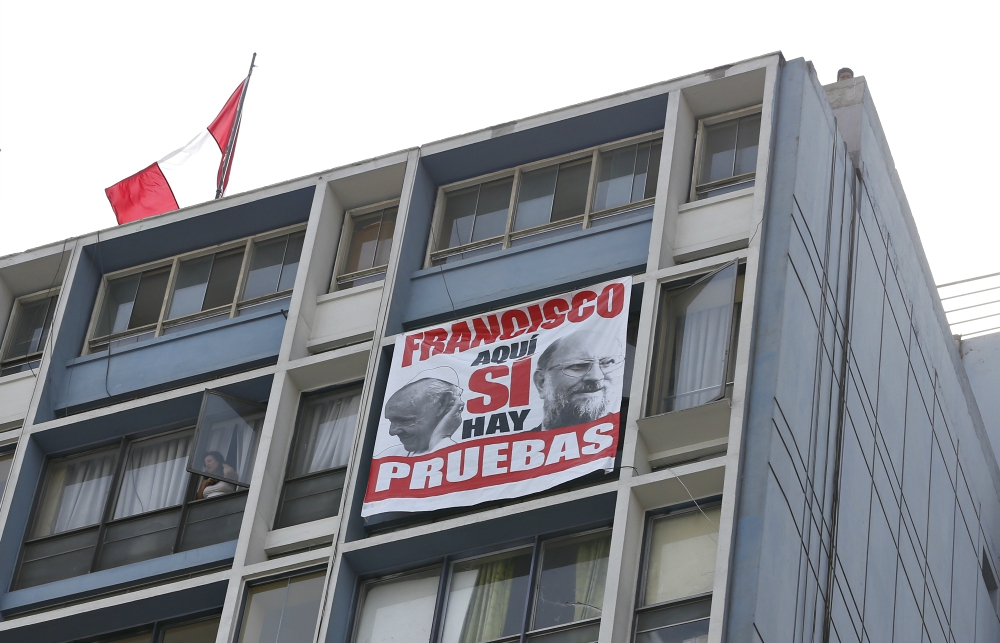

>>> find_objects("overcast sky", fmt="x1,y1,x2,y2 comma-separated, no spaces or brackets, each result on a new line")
0,0,996,286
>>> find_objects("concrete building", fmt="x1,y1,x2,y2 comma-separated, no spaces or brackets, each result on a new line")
0,52,997,643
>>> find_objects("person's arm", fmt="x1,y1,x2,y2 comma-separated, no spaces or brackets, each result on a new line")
196,477,213,500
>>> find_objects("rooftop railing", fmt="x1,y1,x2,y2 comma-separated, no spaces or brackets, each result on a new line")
938,271,1000,339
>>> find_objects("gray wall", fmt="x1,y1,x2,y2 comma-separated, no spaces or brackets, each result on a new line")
727,58,1000,642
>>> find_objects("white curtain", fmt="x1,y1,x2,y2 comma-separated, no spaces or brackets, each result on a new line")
113,432,192,519
667,264,736,412
36,450,118,536
289,392,360,478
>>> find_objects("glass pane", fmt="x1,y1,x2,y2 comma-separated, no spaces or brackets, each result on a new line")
698,121,738,185
635,618,708,643
203,249,245,309
275,470,345,528
32,448,118,538
344,213,382,274
644,508,720,605
532,531,611,631
472,178,513,242
0,452,13,499
179,490,247,550
163,617,221,643
3,296,55,360
238,572,325,643
631,143,652,204
278,232,305,292
441,548,533,643
244,237,288,301
288,389,361,478
373,208,397,268
734,114,761,176
190,392,265,490
635,598,711,634
95,508,181,570
130,269,170,328
433,244,502,266
514,165,558,232
526,622,599,643
16,528,99,588
169,255,213,319
644,141,662,200
354,567,441,643
653,263,737,414
440,186,480,250
107,633,153,643
593,145,637,212
95,274,141,337
551,159,591,223
113,431,193,519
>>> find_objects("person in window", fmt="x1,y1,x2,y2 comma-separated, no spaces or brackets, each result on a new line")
532,328,625,431
197,451,238,499
380,370,464,456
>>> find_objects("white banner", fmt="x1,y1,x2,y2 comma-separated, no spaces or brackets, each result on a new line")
362,277,631,516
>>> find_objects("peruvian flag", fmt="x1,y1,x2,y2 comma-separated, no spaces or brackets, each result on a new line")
106,80,248,225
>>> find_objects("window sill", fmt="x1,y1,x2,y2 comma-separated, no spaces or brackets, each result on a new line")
678,186,754,213
0,369,37,385
0,540,236,616
317,279,384,305
636,399,731,468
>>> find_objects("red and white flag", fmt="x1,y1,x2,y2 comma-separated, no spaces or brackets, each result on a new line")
106,80,248,225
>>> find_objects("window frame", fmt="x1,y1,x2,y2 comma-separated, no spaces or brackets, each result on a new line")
77,611,223,643
13,421,251,589
83,222,307,355
273,383,363,529
632,500,721,642
425,131,664,268
644,260,744,417
233,564,328,643
349,525,614,643
332,198,401,291
0,287,60,374
689,105,763,202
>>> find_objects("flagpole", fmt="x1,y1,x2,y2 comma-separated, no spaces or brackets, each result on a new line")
216,52,256,199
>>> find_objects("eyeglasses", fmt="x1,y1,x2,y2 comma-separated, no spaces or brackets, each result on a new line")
550,356,626,378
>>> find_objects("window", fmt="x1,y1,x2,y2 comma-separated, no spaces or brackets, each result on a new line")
0,289,58,376
352,528,612,643
237,569,326,643
86,615,221,643
634,505,720,643
0,447,13,500
14,390,261,589
427,135,662,266
983,549,999,610
647,262,743,416
275,387,360,529
334,202,398,290
691,107,761,201
86,225,305,354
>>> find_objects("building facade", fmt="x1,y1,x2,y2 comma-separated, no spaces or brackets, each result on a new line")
0,52,997,643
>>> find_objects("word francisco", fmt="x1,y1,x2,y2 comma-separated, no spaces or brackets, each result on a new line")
400,282,627,368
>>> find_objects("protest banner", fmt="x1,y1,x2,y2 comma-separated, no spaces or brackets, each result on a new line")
362,277,631,516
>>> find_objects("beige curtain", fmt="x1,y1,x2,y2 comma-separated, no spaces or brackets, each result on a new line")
572,535,611,621
459,557,518,643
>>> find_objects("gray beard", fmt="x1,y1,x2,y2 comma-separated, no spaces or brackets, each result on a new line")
542,390,610,430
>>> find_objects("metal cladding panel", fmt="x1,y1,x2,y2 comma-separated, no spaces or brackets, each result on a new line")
402,210,652,328
58,308,285,412
728,58,1000,642
0,580,228,643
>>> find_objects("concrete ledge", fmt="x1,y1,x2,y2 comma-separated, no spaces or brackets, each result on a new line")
0,540,236,615
309,282,383,354
264,517,338,556
0,371,36,429
674,187,753,263
637,399,731,468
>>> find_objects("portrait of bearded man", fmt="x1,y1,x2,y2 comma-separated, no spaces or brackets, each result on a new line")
531,327,626,431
